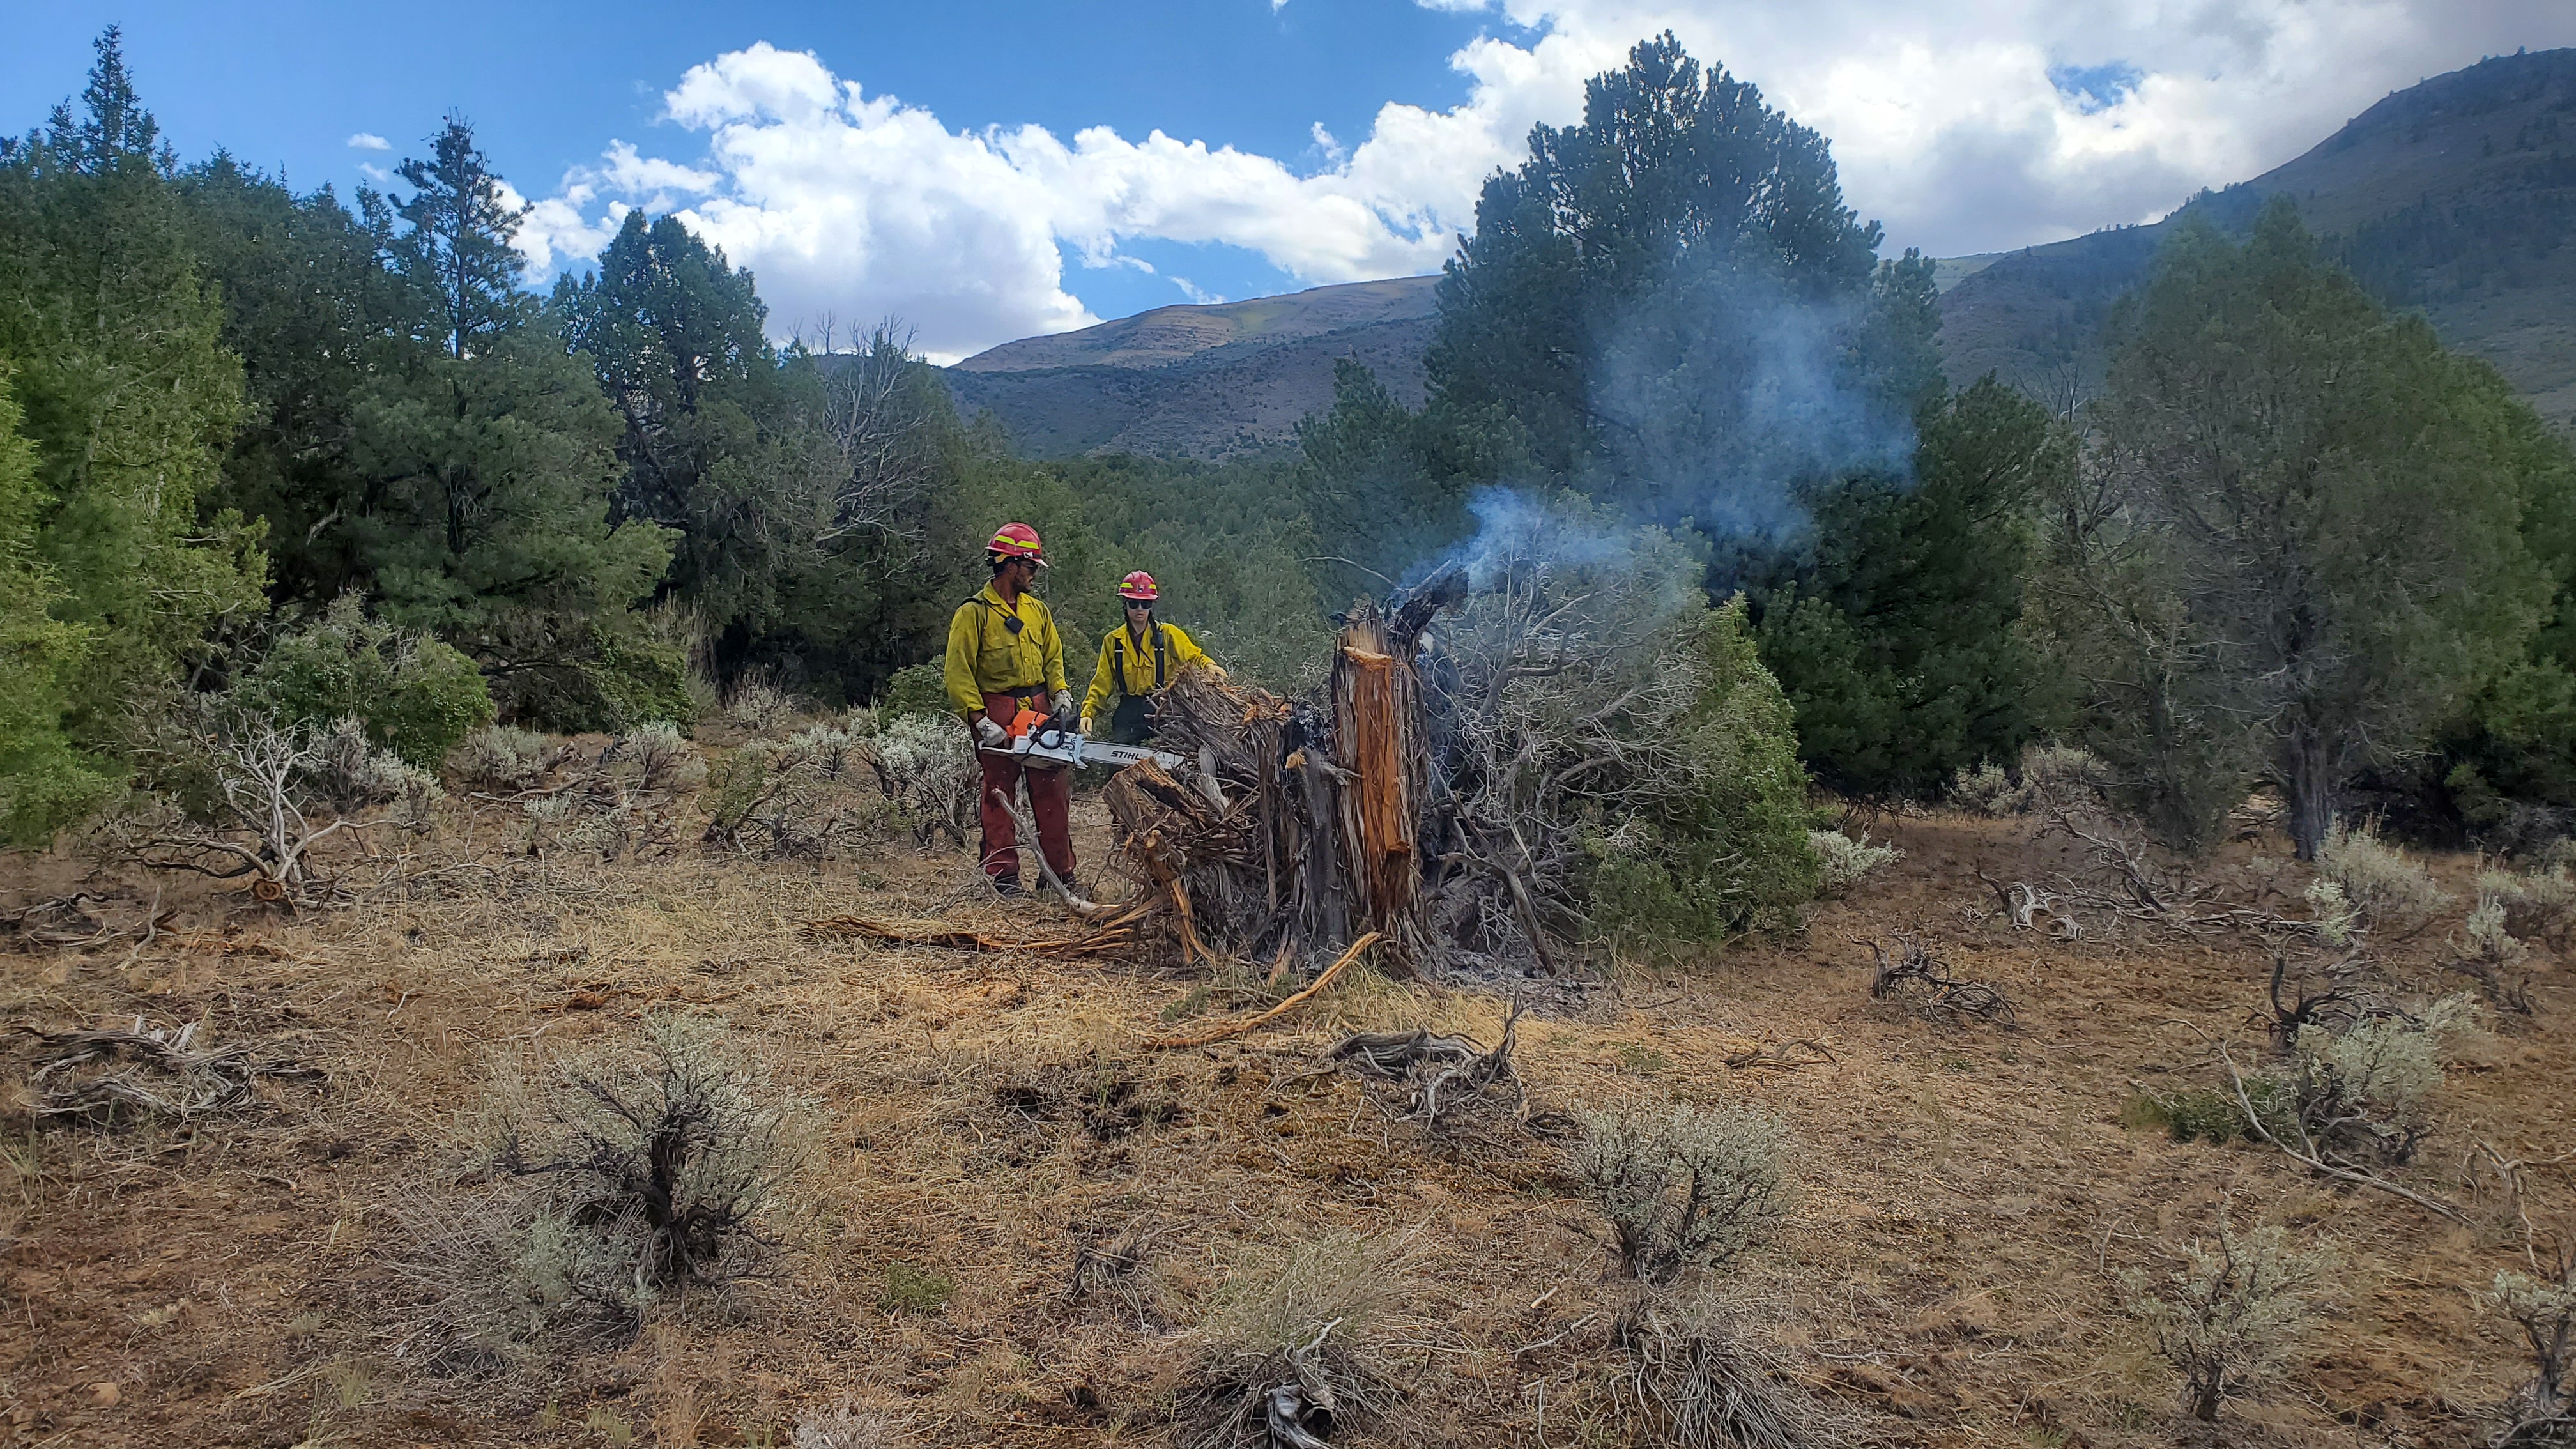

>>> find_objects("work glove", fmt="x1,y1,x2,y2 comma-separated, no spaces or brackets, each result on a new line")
1079,716,1095,738
1050,689,1078,728
974,716,1008,749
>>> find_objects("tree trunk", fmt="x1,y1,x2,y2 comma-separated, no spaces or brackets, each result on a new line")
2282,725,2336,861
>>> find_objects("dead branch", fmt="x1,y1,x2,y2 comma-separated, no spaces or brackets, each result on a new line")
22,1018,318,1125
2204,1032,2469,1225
1146,932,1383,1050
988,785,1110,917
1721,1039,1837,1072
1315,1002,1529,1135
1859,933,2016,1026
801,906,1150,959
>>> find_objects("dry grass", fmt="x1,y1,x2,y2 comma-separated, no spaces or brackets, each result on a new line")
1,779,2571,1447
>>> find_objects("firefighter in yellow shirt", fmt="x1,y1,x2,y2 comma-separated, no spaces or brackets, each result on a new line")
942,523,1075,896
1079,571,1220,744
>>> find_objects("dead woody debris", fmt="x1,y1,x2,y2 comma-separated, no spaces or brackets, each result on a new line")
22,1018,318,1125
1144,931,1383,1050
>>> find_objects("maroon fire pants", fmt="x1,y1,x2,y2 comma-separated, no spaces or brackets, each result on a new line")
976,690,1075,883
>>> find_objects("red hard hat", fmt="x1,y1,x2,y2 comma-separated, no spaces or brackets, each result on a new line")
987,521,1046,565
1117,571,1159,602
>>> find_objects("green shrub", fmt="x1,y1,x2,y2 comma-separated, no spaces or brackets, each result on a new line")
876,662,949,722
880,1261,953,1315
1584,599,1821,942
575,621,696,730
243,594,493,767
2141,1080,2296,1144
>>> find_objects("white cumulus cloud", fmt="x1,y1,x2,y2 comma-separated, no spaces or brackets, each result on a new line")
522,41,1510,360
1416,0,2576,257
346,132,390,151
525,8,2576,359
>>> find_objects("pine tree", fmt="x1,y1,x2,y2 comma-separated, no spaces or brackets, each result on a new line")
1425,32,1896,506
339,120,674,725
394,116,532,359
1757,379,2071,795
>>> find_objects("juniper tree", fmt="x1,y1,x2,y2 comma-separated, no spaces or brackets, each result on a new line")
0,27,266,746
2054,201,2554,854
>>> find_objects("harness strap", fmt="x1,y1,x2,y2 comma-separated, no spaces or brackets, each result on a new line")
1114,625,1170,694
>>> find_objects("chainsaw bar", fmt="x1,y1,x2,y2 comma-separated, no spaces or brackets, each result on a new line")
981,729,1185,772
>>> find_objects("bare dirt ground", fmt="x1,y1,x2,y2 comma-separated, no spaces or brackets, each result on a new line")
2,783,2567,1449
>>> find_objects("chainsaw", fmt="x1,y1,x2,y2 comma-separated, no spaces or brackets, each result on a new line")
982,707,1186,772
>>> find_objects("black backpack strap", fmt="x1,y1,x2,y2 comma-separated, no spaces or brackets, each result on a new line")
1154,625,1169,689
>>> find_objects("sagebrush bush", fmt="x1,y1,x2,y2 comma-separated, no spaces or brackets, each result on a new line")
1808,829,1901,893
874,712,976,848
2304,877,2361,949
792,1404,900,1449
2481,1257,2575,1432
2124,1213,2338,1423
304,716,443,819
2478,861,2576,949
1947,760,2020,816
2287,995,2474,1163
2316,823,2453,937
604,720,705,795
725,673,805,735
1947,744,2113,817
387,1016,815,1367
2020,743,2115,811
1186,1229,1406,1449
700,732,893,859
490,1015,812,1286
1570,1097,1790,1284
452,725,558,793
1620,1286,1839,1449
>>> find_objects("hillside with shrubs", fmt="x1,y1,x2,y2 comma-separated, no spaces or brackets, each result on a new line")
4,27,2576,1449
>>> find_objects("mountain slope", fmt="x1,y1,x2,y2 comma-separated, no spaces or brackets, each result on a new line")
1936,47,2576,425
940,277,1438,458
942,50,2576,459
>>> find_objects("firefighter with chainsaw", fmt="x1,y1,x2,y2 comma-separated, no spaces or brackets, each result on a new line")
944,523,1077,896
1080,571,1221,744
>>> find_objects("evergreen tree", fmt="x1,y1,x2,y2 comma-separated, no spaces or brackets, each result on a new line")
342,119,673,724
0,371,112,845
1294,360,1521,598
394,116,532,358
349,320,673,722
0,27,266,742
1757,379,2071,796
2051,202,2555,855
178,157,410,604
556,212,840,661
1426,32,1900,507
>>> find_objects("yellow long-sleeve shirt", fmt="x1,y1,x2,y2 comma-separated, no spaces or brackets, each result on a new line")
1080,620,1214,724
942,582,1066,719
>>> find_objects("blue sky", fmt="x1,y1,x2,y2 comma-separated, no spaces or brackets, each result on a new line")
10,1,2573,360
